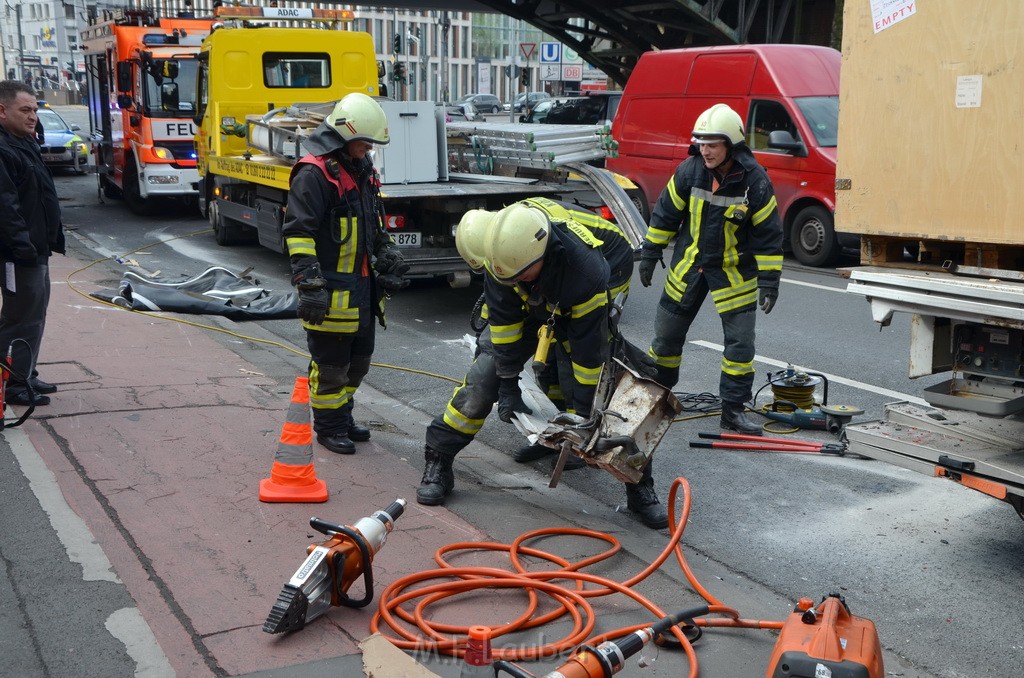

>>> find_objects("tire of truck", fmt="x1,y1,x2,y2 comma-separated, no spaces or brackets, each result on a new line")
790,205,839,267
626,188,651,222
123,161,157,216
209,199,247,246
99,172,122,199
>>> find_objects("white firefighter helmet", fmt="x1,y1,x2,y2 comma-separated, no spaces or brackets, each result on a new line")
325,93,390,145
455,209,497,271
486,204,550,282
691,103,745,145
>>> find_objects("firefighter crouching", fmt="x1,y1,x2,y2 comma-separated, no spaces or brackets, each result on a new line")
417,198,670,529
283,93,409,455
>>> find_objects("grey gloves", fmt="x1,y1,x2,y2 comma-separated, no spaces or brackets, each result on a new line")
638,249,663,288
497,378,532,423
759,287,778,314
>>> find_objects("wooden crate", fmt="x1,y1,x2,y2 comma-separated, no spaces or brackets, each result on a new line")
835,1,1023,245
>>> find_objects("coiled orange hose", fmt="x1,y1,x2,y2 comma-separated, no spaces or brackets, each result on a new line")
370,476,785,676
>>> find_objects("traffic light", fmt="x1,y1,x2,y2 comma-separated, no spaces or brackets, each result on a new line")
520,68,529,88
393,62,406,83
393,34,402,54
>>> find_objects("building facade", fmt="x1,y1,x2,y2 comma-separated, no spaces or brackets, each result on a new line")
1,1,572,106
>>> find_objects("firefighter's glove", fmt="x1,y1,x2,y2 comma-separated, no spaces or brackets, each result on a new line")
638,252,663,288
377,261,411,292
758,287,778,314
297,288,329,325
375,247,405,275
293,265,329,325
497,378,532,423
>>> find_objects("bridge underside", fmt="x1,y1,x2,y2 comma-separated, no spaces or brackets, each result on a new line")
352,0,839,86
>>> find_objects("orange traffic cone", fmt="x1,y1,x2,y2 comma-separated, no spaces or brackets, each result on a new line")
259,376,328,503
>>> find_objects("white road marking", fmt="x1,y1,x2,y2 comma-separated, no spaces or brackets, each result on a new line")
6,427,121,583
689,340,931,406
106,608,175,677
781,277,846,292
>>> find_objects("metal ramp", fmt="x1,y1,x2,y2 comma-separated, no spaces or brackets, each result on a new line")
845,402,1024,517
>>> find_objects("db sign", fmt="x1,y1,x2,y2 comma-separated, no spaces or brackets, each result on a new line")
561,64,582,81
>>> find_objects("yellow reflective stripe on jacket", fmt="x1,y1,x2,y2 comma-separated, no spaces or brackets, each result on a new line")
664,195,704,301
337,216,358,273
609,279,630,300
570,291,607,319
752,195,778,226
721,355,754,376
443,399,486,435
572,360,602,386
722,218,743,287
523,197,604,248
490,320,524,344
710,277,758,313
667,175,687,211
755,254,784,272
645,225,676,246
647,347,681,368
286,236,316,257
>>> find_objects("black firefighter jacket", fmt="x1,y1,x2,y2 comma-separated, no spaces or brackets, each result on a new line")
642,143,783,314
486,198,634,416
0,126,64,266
283,125,395,333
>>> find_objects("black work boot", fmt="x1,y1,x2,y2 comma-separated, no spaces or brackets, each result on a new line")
348,424,371,442
416,447,455,506
624,464,669,529
317,433,355,454
720,401,761,434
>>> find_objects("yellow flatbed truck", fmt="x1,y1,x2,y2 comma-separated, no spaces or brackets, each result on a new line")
194,5,643,285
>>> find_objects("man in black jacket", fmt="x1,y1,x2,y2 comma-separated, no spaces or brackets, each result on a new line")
283,93,407,454
417,198,669,528
637,104,783,434
0,80,65,406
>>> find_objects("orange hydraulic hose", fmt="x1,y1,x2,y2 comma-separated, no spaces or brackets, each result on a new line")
369,476,785,676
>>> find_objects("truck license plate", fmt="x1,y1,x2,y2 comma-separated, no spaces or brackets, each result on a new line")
393,232,421,248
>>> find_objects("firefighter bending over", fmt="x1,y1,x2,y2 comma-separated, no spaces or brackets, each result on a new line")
417,198,670,529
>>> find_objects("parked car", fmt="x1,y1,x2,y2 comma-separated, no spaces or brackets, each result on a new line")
511,91,551,113
521,91,623,126
440,103,471,122
456,93,502,115
37,104,88,174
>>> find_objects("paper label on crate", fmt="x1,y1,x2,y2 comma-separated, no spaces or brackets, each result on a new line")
814,664,833,678
870,0,916,33
955,75,983,108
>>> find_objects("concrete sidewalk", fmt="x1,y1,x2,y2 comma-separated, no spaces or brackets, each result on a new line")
13,251,495,676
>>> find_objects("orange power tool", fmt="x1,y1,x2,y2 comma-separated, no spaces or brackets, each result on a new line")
493,606,708,678
765,593,884,678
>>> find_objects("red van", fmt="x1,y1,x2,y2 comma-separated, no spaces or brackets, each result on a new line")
607,44,848,266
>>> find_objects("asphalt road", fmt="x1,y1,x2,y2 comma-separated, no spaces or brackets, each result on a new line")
9,107,1024,678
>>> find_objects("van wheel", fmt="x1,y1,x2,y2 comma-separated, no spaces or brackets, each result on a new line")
123,162,157,216
626,189,651,222
790,205,839,267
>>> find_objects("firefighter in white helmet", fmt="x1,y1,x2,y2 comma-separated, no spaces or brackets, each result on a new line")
417,197,671,529
637,103,783,434
282,92,409,455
